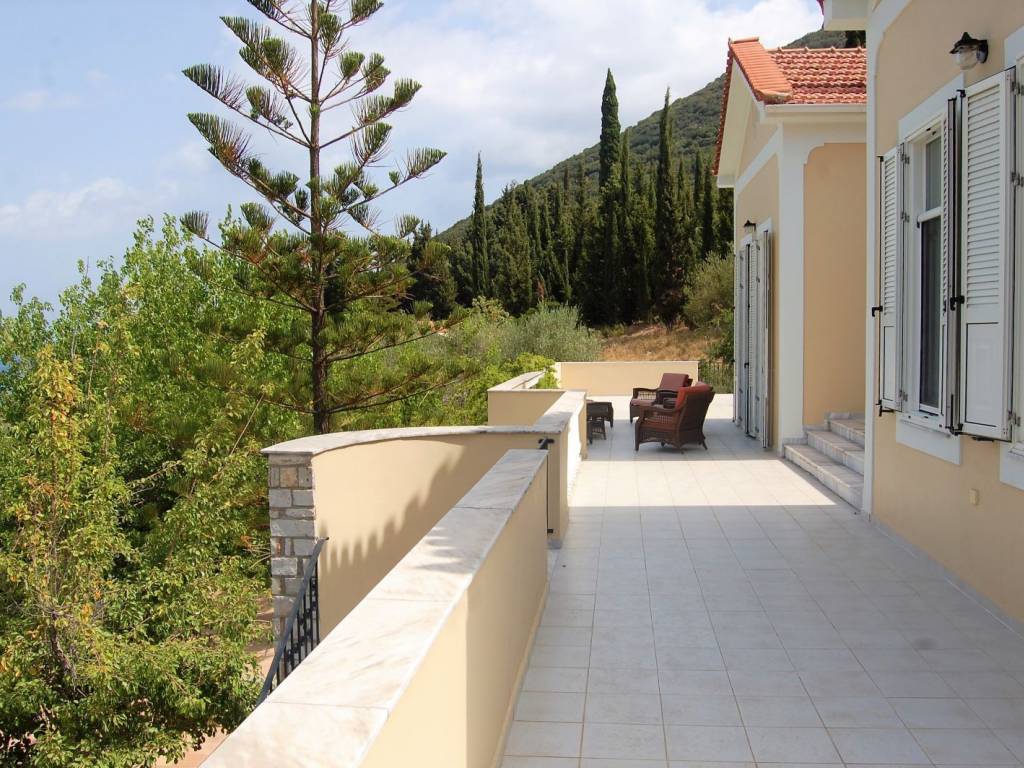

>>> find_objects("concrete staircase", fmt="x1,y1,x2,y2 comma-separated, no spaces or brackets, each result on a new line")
785,416,865,509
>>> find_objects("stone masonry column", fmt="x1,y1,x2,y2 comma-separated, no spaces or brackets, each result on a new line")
267,453,316,641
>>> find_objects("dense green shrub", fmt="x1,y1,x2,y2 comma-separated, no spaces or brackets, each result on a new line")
494,304,601,362
361,302,597,427
683,254,733,328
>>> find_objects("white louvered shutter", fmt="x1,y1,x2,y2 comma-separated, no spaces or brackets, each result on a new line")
735,247,746,429
747,242,758,437
733,247,741,425
942,97,959,430
760,229,773,449
879,145,905,411
959,69,1016,440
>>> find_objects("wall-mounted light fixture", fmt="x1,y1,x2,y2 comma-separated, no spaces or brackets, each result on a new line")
743,219,757,237
950,32,988,70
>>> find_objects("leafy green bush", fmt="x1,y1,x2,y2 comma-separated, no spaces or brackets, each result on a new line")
684,254,733,329
495,304,601,362
708,308,734,361
362,303,595,427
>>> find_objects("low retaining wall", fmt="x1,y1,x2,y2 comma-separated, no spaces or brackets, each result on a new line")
557,360,700,395
265,390,585,639
208,450,549,768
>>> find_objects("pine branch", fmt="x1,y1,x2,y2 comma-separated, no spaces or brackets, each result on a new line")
242,1,308,36
324,326,447,364
325,373,460,416
181,227,317,313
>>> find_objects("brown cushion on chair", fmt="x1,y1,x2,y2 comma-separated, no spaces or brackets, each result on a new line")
660,373,692,392
672,383,711,411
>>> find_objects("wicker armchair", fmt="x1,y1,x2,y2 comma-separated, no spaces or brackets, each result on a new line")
634,384,715,452
629,373,693,422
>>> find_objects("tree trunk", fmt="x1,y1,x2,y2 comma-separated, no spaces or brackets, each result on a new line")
311,310,329,434
309,1,328,435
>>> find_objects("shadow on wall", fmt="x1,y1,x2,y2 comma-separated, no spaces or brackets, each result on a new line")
313,433,545,635
462,469,548,768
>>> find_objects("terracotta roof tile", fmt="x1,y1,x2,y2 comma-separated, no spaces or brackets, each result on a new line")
768,46,867,105
713,38,866,174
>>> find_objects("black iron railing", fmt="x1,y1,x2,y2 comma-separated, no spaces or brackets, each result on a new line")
699,359,735,394
257,537,327,706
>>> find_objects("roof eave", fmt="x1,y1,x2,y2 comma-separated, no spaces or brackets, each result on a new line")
715,61,762,184
822,0,869,31
762,102,867,124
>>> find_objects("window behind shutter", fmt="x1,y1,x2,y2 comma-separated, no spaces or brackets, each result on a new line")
943,97,960,431
959,69,1016,440
879,145,905,411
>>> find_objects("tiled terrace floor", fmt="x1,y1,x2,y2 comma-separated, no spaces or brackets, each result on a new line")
503,395,1024,768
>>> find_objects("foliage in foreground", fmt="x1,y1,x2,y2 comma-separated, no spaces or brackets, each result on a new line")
0,221,598,765
0,220,297,766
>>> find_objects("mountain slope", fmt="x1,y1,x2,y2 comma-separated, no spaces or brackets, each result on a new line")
438,28,845,242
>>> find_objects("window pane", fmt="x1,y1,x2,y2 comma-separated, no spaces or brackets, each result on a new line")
920,217,942,410
925,137,942,211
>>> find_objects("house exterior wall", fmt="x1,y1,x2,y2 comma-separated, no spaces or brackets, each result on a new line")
803,142,867,426
735,156,780,447
870,0,1024,622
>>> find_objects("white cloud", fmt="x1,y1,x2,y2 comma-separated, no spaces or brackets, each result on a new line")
3,88,81,112
0,178,173,241
335,0,822,228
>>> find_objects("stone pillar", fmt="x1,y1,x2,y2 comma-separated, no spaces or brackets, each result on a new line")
267,454,316,640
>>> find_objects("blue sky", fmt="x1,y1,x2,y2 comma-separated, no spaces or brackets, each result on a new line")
0,0,822,311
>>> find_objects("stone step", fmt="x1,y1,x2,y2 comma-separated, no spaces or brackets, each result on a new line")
829,417,865,448
784,444,863,510
807,428,865,475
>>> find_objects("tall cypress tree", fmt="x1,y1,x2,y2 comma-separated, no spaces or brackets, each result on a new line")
696,152,715,261
492,184,533,314
653,88,681,320
593,70,623,323
469,153,490,296
549,184,572,302
598,69,621,189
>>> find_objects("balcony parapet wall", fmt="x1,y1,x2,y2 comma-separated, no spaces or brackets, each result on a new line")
209,449,549,768
263,390,586,640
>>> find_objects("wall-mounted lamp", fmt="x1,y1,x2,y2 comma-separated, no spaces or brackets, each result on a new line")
950,32,988,70
743,220,757,237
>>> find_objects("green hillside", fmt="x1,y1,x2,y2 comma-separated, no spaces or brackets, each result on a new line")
438,28,845,242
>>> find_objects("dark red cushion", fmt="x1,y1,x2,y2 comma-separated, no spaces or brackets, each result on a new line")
659,373,692,391
674,383,712,411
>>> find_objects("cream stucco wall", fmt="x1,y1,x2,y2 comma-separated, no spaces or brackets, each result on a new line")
803,143,867,426
734,156,780,447
362,467,548,768
871,0,1024,622
487,389,564,427
557,361,700,394
311,433,545,634
208,450,549,768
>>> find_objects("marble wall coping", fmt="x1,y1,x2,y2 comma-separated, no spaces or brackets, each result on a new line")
263,390,587,458
487,369,546,391
205,449,548,767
